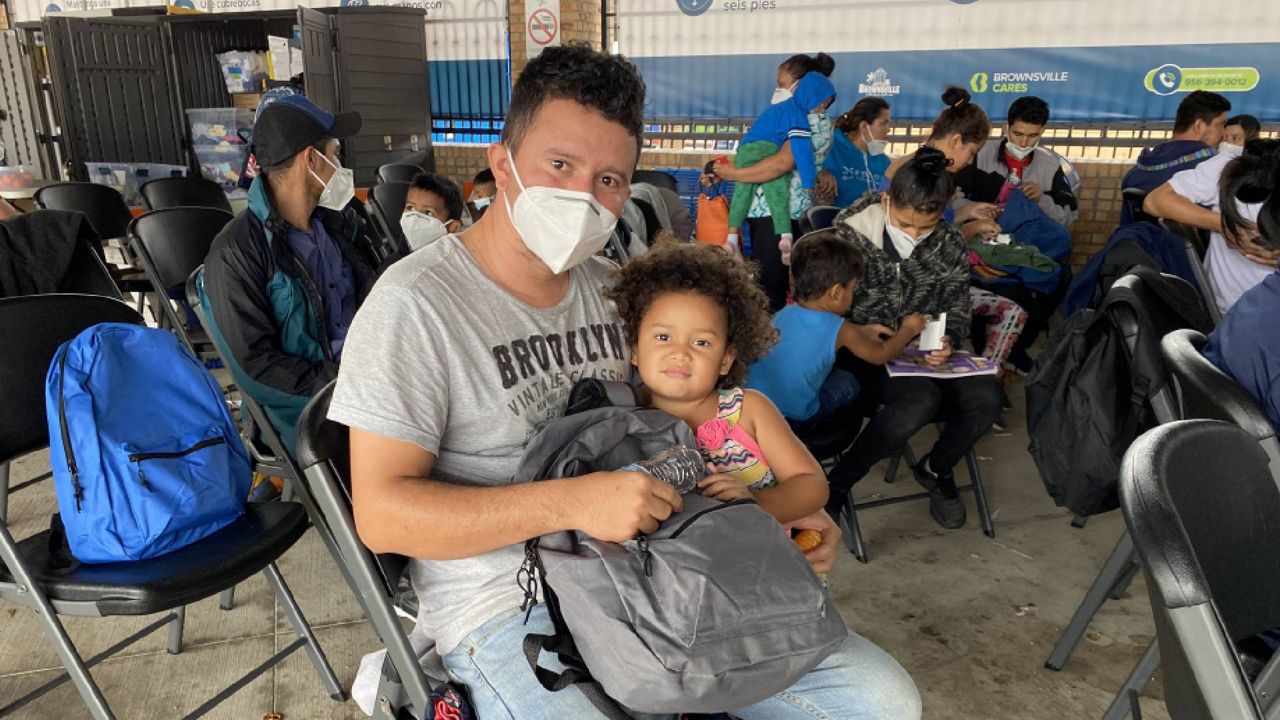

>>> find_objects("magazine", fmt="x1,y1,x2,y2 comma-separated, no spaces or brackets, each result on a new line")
886,349,999,379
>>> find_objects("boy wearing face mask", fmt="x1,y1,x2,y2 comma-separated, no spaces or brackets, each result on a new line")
201,95,388,455
402,172,464,251
954,96,1080,228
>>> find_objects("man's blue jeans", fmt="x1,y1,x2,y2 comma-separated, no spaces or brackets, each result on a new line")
443,605,921,720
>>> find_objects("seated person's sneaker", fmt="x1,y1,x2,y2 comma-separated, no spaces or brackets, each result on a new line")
913,454,966,529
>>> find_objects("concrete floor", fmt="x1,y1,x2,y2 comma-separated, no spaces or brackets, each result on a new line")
0,381,1169,719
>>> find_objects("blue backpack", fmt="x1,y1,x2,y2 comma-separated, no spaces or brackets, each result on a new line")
45,323,252,564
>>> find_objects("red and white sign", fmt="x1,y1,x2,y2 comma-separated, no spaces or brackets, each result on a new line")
524,0,560,58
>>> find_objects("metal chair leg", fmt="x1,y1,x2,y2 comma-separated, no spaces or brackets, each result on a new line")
166,606,185,655
842,495,868,563
0,461,8,522
1102,641,1160,720
1108,561,1141,601
1045,532,1138,671
883,454,901,484
218,587,235,611
965,450,996,538
0,524,115,719
263,563,346,701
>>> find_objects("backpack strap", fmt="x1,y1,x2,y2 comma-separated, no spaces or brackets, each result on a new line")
520,541,631,720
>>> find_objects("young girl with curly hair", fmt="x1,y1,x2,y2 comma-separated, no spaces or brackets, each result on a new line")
607,243,829,523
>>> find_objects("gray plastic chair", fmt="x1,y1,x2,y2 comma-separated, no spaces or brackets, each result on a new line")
1121,420,1280,720
296,382,441,720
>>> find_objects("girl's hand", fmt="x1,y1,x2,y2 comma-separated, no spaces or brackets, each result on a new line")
698,474,753,502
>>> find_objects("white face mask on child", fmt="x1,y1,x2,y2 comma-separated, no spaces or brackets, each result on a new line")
401,211,449,251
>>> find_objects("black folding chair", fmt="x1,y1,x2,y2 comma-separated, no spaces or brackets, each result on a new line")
0,294,344,719
1121,420,1280,720
1044,270,1213,717
1159,217,1222,325
838,434,994,564
128,207,233,352
1122,187,1157,225
297,382,439,720
631,169,679,194
34,183,152,314
1082,329,1280,720
139,176,233,214
376,163,424,185
1162,329,1280,474
805,205,841,232
370,181,411,258
796,403,995,563
184,267,297,495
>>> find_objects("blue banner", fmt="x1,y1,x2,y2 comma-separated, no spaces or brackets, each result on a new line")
632,43,1280,122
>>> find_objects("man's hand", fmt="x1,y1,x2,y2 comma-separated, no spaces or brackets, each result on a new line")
1020,182,1043,202
923,335,953,366
784,510,841,575
816,170,838,200
1237,235,1280,268
698,474,753,502
570,471,682,542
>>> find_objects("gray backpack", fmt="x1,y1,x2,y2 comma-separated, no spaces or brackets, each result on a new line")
514,386,848,715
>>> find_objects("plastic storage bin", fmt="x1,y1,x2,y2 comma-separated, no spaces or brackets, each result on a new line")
187,107,254,147
0,165,36,190
195,145,251,191
86,162,187,206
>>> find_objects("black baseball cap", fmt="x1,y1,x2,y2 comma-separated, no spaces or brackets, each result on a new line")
252,95,361,168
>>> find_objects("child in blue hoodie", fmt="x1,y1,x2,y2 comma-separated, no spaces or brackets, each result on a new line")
725,71,836,262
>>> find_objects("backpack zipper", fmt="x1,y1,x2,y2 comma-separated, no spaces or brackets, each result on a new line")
128,436,226,491
55,348,84,512
668,498,757,539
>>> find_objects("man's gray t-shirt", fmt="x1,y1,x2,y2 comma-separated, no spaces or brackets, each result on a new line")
329,234,629,655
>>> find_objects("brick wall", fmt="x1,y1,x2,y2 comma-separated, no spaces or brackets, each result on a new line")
434,145,492,191
510,0,603,81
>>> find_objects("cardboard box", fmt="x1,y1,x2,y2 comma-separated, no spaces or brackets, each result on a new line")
231,93,262,111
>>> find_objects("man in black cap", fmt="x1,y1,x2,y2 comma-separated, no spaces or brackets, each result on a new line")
200,95,391,458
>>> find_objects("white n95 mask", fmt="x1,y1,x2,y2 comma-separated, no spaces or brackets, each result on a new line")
401,211,448,251
502,149,619,274
1005,141,1037,161
311,152,355,211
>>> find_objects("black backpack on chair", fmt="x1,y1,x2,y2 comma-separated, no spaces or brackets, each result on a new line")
1026,267,1210,519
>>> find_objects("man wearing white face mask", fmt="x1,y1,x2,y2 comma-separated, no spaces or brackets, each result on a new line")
201,95,387,456
332,45,919,720
955,96,1080,228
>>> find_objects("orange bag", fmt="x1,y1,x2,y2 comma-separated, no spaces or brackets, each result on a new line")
696,191,730,248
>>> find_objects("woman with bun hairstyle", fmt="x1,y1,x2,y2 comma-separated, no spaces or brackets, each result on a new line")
710,52,838,310
884,87,998,232
825,147,1003,530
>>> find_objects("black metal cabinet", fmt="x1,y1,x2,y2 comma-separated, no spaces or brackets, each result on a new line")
38,6,433,184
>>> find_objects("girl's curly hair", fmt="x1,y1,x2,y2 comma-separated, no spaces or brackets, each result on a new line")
606,243,777,389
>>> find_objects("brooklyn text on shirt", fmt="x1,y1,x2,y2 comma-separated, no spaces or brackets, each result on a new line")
491,322,630,417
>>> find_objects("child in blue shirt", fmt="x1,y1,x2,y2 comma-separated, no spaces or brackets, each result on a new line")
748,230,926,426
725,72,837,259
